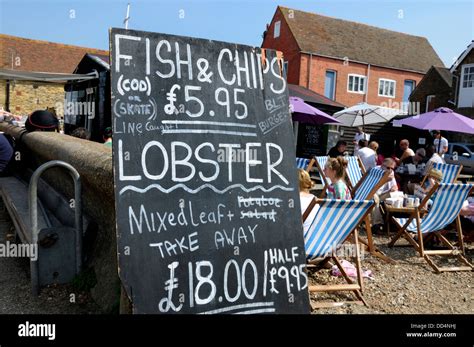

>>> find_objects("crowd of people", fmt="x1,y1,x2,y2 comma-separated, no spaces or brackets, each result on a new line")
1,109,473,239
301,127,474,238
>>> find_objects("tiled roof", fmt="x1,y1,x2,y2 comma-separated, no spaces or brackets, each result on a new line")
0,34,109,73
278,6,444,73
433,66,452,87
288,84,345,108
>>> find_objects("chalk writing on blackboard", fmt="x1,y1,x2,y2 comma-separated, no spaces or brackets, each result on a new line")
111,28,310,314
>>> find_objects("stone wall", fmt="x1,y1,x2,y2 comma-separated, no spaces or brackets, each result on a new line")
1,81,65,116
0,122,119,312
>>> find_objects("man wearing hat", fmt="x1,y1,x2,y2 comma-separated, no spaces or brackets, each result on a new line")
25,110,59,132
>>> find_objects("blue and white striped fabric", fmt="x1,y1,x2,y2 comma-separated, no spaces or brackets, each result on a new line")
431,163,460,184
315,156,331,185
394,183,472,234
296,157,310,170
346,156,364,188
304,199,374,260
353,167,385,200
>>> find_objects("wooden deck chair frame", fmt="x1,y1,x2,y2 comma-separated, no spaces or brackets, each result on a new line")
302,198,375,308
313,156,330,198
351,168,391,201
345,156,366,191
351,168,395,263
305,158,315,173
388,183,473,273
420,163,463,186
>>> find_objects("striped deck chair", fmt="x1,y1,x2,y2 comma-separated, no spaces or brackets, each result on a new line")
388,183,474,273
352,167,391,201
296,157,315,172
351,167,394,263
345,156,366,191
421,162,462,186
303,198,375,308
313,156,331,198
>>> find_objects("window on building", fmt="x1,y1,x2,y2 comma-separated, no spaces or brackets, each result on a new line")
426,94,436,112
462,65,474,88
324,70,337,100
402,80,416,113
274,21,281,38
378,78,396,97
347,74,366,93
403,80,415,102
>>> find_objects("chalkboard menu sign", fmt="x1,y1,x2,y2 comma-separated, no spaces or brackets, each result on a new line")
297,124,326,158
110,28,310,314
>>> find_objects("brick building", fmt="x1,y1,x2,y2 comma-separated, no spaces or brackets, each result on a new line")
0,34,108,116
262,6,444,110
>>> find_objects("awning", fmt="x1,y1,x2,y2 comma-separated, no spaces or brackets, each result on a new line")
0,68,98,83
288,84,346,109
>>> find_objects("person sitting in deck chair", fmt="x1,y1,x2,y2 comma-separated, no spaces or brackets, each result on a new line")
413,168,443,209
371,158,398,233
323,157,351,200
298,169,319,234
424,145,445,175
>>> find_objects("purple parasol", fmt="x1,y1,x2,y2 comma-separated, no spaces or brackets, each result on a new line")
394,107,474,134
290,96,340,125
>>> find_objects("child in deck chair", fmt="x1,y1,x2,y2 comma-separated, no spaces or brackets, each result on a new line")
298,169,319,234
413,168,443,209
324,157,351,200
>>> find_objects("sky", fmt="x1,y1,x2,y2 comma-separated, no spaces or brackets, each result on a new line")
0,0,473,67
